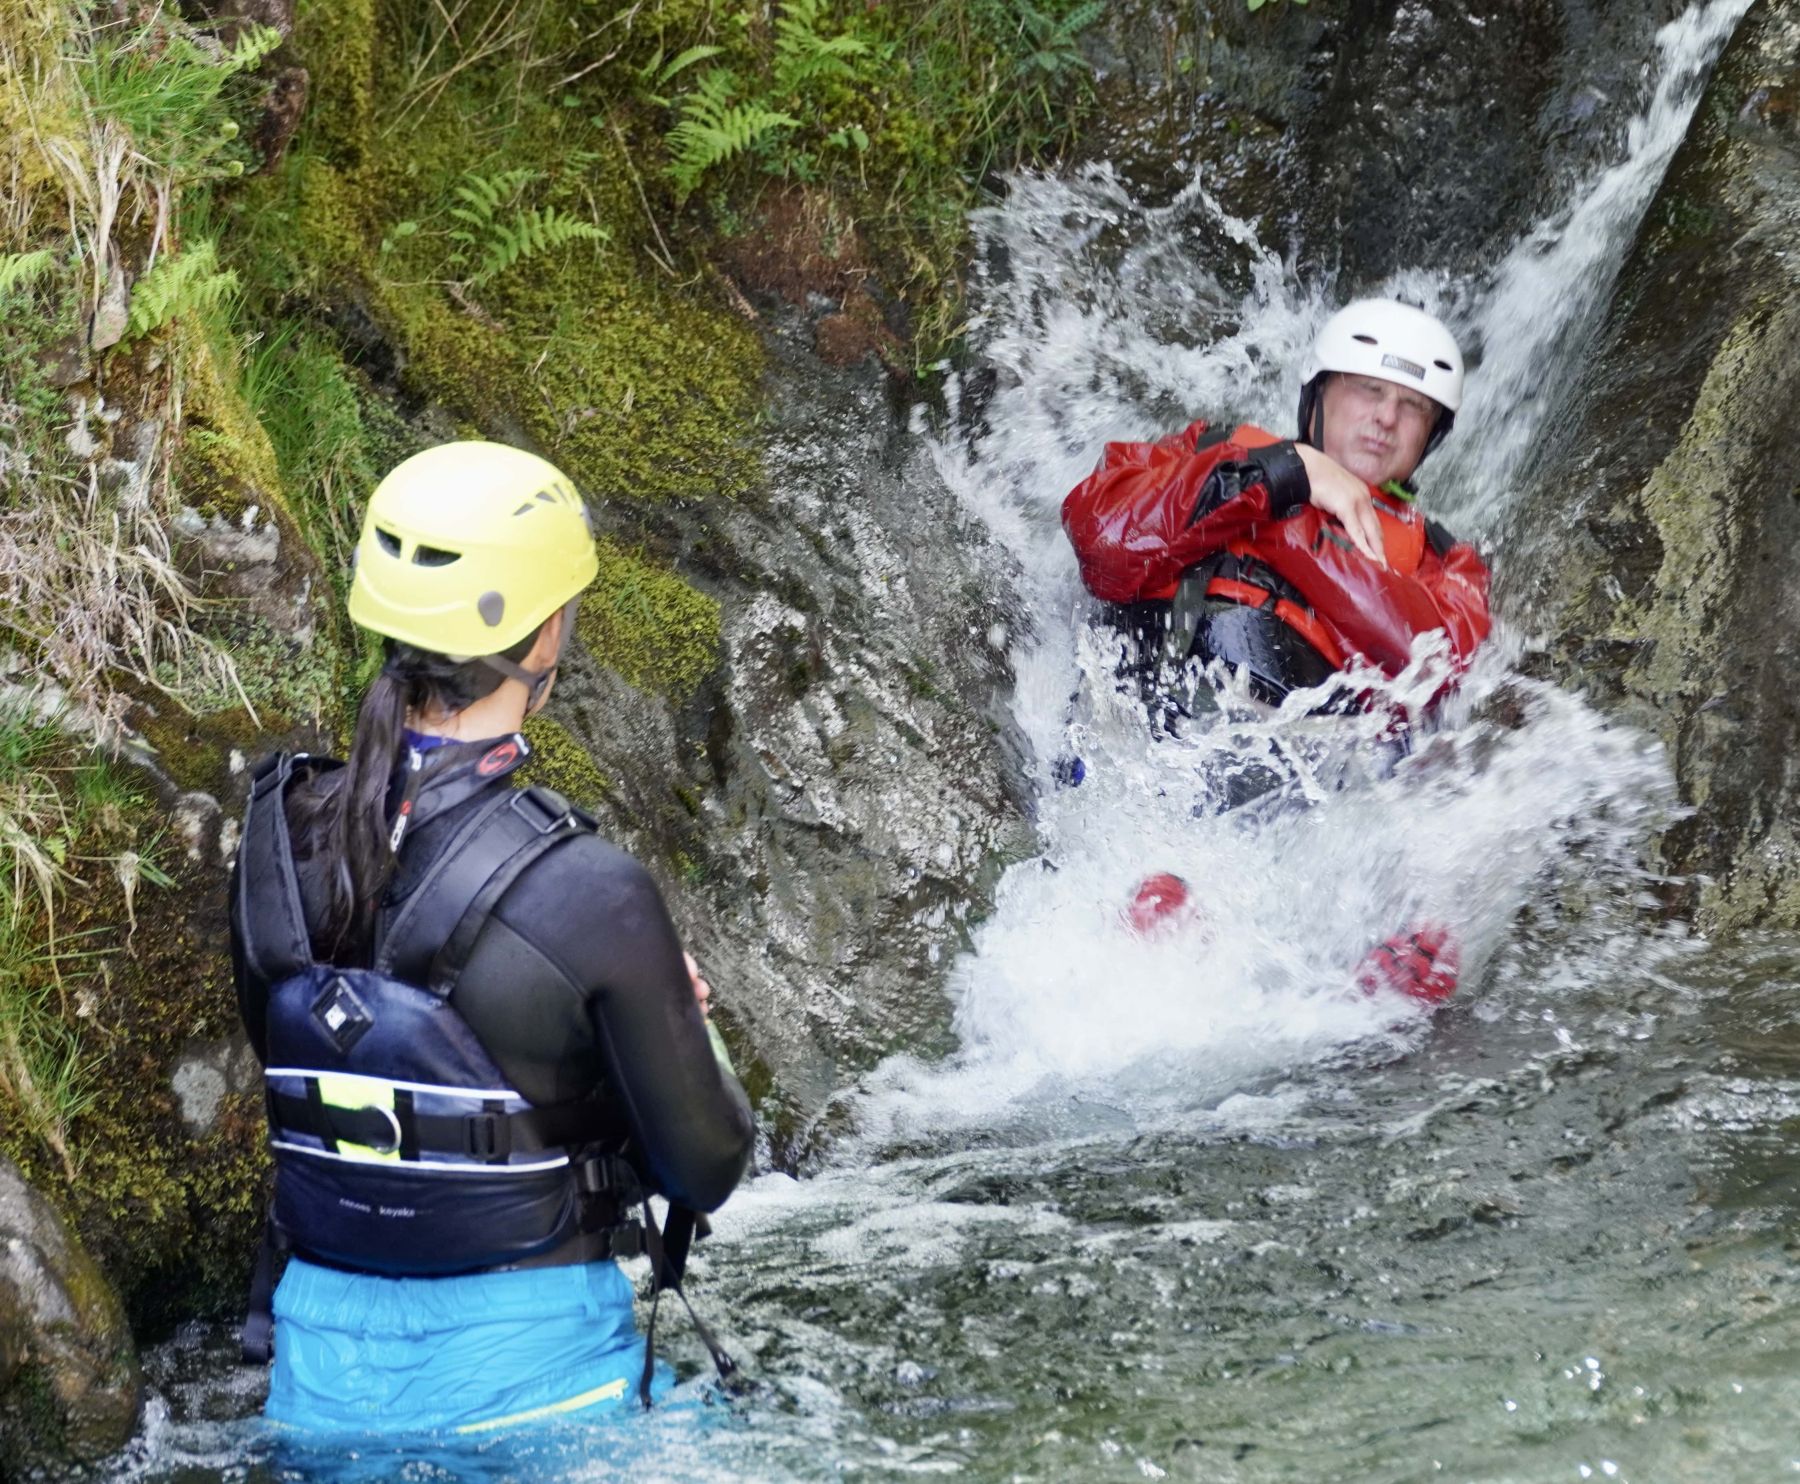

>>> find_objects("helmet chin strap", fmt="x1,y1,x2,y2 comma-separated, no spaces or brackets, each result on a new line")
1296,375,1327,450
477,594,583,711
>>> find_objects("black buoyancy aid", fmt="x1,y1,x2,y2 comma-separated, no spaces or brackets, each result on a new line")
236,744,641,1282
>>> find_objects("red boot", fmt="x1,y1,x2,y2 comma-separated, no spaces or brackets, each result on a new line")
1126,872,1192,937
1356,923,1460,1004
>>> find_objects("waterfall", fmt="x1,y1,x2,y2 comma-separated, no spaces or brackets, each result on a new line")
822,0,1758,1150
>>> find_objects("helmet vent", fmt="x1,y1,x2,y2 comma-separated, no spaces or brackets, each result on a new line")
513,502,535,517
1434,359,1454,372
413,544,461,568
1353,334,1379,346
375,527,402,557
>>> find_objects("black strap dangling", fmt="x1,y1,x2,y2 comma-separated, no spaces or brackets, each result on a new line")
636,1198,740,1410
241,1211,285,1364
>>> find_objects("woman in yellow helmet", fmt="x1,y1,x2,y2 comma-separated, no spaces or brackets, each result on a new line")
229,442,753,1434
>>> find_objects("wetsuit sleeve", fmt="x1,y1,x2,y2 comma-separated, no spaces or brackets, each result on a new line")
1061,421,1302,602
528,841,754,1211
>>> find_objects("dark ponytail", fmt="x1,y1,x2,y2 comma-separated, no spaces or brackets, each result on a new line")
291,630,539,959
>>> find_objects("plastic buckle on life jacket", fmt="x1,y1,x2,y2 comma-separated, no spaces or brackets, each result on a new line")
463,1111,510,1161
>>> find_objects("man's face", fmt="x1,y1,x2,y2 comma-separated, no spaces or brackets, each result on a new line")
1319,373,1442,486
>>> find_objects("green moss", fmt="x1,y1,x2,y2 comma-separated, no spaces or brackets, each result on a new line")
293,0,375,165
359,84,763,502
16,853,268,1329
520,714,610,811
0,1363,66,1470
130,694,272,796
175,332,283,518
577,542,722,698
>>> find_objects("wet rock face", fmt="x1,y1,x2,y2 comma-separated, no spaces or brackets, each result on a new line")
552,318,1033,1147
1085,0,1685,282
1291,0,1563,277
1518,1,1800,925
0,1158,141,1466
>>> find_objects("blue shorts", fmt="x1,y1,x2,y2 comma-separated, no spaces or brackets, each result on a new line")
267,1257,671,1435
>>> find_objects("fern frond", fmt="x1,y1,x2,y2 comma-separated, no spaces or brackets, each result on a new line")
1060,0,1107,34
0,251,57,299
123,240,238,343
226,23,284,73
666,70,798,198
448,168,544,229
772,0,871,94
471,208,608,285
658,45,726,86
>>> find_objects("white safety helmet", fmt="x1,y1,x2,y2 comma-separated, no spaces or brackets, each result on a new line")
1298,299,1464,462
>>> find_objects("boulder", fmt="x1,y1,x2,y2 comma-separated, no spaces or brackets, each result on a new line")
0,1158,140,1472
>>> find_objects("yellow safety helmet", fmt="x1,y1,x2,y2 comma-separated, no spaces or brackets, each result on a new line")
348,441,598,661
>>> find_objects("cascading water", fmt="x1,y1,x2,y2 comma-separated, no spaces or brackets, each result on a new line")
107,4,1800,1480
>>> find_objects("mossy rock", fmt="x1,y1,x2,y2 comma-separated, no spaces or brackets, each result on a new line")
577,542,722,699
521,713,610,811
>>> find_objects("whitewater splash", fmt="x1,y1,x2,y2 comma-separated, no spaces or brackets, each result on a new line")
826,1,1759,1153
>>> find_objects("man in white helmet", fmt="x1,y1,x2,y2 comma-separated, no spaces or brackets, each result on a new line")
1061,301,1491,998
1062,298,1491,710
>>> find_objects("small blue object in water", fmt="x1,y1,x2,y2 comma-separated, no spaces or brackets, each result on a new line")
267,1257,671,1436
1052,754,1086,788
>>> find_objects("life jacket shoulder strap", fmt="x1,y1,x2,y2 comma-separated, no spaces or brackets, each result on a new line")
375,785,596,997
238,753,339,985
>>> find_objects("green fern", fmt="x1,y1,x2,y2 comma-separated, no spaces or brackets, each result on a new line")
636,44,727,107
447,168,545,238
772,0,872,94
473,208,608,284
123,240,238,344
1014,0,1103,79
666,70,799,200
446,171,606,285
0,251,57,300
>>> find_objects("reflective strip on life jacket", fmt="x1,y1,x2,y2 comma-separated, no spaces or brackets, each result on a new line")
1204,575,1350,672
268,1140,573,1174
265,1067,582,1170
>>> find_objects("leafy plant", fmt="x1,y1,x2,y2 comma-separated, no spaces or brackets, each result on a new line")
666,69,800,200
0,702,152,1179
1016,0,1104,78
1246,0,1308,11
0,250,57,300
635,44,728,107
80,19,277,181
447,169,609,285
772,0,872,93
123,238,239,343
0,945,98,1180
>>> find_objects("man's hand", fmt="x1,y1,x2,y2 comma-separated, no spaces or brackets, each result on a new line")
685,951,713,1019
1296,444,1388,568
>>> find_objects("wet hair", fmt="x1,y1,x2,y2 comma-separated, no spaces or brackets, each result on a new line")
290,628,539,958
